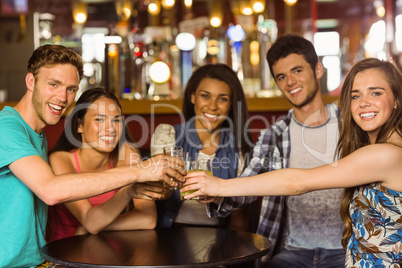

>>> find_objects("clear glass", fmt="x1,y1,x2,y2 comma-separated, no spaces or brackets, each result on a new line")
163,146,183,190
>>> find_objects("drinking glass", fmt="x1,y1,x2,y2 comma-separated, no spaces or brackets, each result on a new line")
163,146,183,190
180,159,213,200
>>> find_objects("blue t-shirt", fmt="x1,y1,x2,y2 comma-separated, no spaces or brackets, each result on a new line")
0,106,48,267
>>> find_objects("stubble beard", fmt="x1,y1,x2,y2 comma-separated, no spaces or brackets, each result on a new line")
31,84,61,126
32,84,48,124
287,80,320,109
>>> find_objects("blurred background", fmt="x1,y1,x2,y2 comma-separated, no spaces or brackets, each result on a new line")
0,0,401,102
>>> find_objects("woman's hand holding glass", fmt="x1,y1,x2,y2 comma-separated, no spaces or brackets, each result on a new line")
180,159,215,201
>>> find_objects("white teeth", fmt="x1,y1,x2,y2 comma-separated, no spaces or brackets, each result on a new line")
289,87,302,94
360,112,378,118
48,103,62,111
100,136,114,141
204,113,218,119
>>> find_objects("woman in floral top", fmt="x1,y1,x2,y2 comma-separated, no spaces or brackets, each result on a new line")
183,58,402,268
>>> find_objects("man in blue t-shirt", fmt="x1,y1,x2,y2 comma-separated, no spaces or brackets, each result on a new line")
0,44,184,267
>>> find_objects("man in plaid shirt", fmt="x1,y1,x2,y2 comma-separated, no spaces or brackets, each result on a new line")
207,34,345,267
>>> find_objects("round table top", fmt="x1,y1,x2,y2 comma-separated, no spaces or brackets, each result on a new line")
41,227,271,267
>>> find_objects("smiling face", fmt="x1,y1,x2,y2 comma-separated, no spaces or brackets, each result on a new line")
30,64,80,128
351,68,397,143
272,53,322,108
78,97,123,153
190,78,232,133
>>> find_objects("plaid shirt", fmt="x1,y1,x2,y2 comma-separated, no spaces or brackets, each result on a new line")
207,103,340,257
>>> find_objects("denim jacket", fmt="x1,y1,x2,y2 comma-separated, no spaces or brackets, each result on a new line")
156,120,239,228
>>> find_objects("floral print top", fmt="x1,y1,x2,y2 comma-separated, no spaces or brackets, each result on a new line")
346,183,402,268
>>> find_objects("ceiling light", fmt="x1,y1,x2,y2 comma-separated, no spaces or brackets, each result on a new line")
175,32,196,51
210,16,222,28
162,0,175,9
148,2,160,15
284,0,298,6
241,7,253,15
184,0,192,8
72,1,87,24
149,61,171,83
252,1,265,13
227,25,246,42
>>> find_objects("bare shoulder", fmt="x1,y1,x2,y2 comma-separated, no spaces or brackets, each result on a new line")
371,143,401,158
352,142,401,155
321,143,402,190
49,151,76,174
373,143,402,191
352,143,402,166
338,143,402,179
48,150,71,163
352,143,402,189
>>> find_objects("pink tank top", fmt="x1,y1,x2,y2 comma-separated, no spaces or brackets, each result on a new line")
48,150,117,241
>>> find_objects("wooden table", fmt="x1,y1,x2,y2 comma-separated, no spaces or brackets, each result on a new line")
41,227,271,268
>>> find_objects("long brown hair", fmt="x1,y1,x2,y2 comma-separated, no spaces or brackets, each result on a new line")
337,58,402,248
47,88,137,241
50,87,138,167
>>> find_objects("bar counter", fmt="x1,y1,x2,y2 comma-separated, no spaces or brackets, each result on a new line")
0,95,339,114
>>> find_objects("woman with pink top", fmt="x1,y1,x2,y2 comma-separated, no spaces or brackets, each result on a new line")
47,87,157,241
